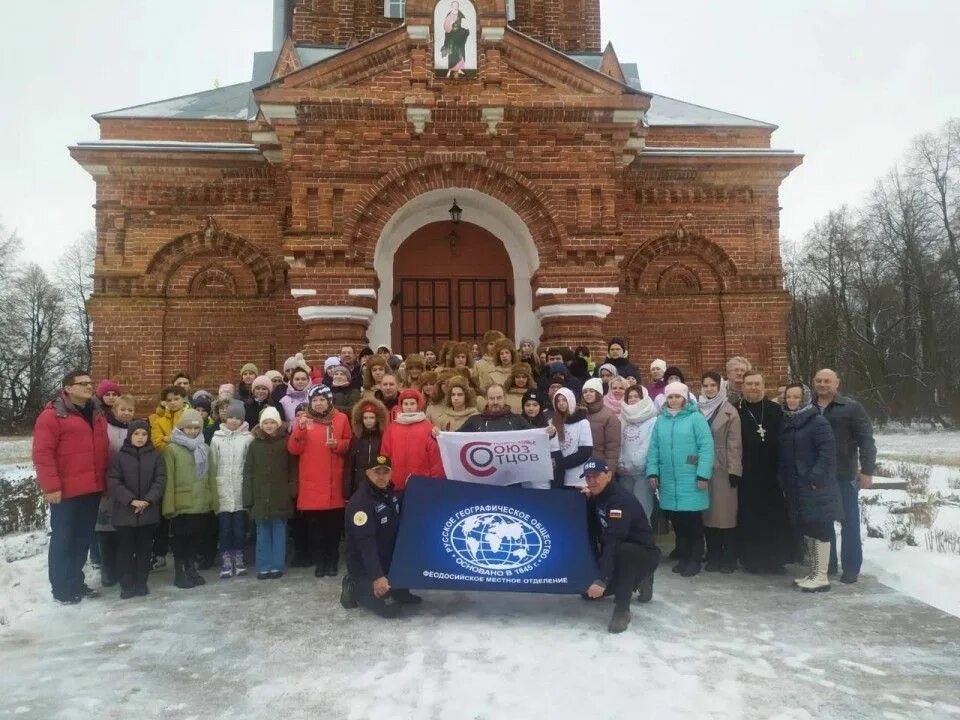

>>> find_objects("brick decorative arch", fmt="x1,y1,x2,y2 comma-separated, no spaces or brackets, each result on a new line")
346,156,566,264
622,226,738,294
139,221,285,297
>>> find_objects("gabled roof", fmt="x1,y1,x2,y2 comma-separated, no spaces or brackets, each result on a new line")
94,43,775,129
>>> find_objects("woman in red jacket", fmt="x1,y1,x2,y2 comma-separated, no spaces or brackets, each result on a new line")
379,388,444,490
287,384,352,578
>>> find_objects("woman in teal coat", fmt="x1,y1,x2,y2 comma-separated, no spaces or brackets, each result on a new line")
647,381,715,576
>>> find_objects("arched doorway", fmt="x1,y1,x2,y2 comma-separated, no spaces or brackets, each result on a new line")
391,221,514,355
368,188,542,350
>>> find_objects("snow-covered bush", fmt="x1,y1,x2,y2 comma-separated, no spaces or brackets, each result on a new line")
0,474,46,536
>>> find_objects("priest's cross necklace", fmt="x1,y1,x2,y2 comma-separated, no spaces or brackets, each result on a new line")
743,401,767,442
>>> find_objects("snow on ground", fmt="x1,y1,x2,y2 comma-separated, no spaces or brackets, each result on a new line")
0,436,31,466
1,432,960,718
875,430,960,466
862,538,960,619
0,559,959,719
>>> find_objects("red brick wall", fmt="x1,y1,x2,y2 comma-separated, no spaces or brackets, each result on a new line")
81,26,795,399
290,0,600,52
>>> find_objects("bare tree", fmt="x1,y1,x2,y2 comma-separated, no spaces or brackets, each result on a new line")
54,230,96,369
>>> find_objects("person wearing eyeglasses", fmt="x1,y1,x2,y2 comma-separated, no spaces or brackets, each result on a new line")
32,369,111,605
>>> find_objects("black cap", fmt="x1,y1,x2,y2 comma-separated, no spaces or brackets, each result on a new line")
366,455,392,471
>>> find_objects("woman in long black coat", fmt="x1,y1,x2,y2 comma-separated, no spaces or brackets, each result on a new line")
778,383,841,593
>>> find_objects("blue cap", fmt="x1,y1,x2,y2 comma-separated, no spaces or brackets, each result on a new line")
580,458,609,477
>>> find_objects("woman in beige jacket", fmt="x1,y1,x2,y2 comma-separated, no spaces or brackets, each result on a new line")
698,371,743,573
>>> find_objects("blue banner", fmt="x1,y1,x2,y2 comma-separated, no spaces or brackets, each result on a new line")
389,476,599,595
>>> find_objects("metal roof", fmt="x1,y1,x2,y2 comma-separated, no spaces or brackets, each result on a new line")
94,45,775,129
94,81,256,121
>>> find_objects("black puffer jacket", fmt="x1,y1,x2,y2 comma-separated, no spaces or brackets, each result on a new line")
458,409,531,432
106,424,166,527
779,409,842,526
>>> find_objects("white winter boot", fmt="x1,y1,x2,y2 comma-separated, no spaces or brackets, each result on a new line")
798,540,831,593
793,537,815,588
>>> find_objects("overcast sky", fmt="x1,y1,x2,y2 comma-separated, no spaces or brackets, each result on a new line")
2,0,958,268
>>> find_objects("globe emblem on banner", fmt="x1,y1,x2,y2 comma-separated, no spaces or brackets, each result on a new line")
448,512,545,572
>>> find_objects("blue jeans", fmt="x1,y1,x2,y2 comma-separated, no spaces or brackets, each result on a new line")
48,493,100,599
829,477,861,575
255,519,287,573
217,511,248,553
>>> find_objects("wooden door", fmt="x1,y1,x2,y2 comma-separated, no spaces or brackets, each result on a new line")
392,221,514,355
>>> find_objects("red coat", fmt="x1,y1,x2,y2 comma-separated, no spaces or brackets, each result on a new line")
32,394,110,499
287,410,352,511
380,418,444,491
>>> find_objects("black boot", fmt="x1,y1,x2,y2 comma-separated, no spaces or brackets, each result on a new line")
340,575,358,609
608,607,631,634
391,589,422,605
100,564,118,588
703,528,721,572
636,575,654,604
186,559,206,586
173,557,195,589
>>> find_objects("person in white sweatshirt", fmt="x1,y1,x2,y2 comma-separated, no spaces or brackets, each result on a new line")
549,388,593,489
210,400,253,578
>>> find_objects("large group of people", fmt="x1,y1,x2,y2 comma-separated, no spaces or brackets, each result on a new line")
31,331,877,633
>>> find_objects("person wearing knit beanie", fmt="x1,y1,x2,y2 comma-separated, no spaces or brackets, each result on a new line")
583,378,605,397
238,363,260,402
192,389,214,406
225,400,246,422
176,409,204,430
650,359,667,378
664,381,689,401
252,375,273,394
265,369,284,384
663,367,685,385
96,379,122,406
258,406,282,427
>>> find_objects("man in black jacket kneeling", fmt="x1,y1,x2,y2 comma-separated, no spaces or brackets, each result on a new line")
581,459,661,634
340,455,422,618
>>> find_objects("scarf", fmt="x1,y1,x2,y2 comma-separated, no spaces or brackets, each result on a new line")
395,411,427,425
698,386,728,421
602,392,622,415
308,406,334,423
171,428,210,478
781,384,816,419
620,394,658,425
107,413,129,430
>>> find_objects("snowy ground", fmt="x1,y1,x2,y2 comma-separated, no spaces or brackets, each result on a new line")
2,432,960,719
1,557,959,719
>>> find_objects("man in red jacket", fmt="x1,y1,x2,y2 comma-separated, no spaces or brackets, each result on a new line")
32,370,110,604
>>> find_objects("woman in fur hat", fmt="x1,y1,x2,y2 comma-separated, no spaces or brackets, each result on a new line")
342,398,389,500
432,376,480,432
379,388,444,490
485,339,519,391
503,362,535,414
360,355,390,400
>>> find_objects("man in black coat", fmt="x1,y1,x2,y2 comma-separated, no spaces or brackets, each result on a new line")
459,385,530,432
340,455,421,618
813,369,877,583
581,459,660,634
736,371,791,574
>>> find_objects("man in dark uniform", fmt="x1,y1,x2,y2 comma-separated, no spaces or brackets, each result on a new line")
581,459,660,634
340,455,421,618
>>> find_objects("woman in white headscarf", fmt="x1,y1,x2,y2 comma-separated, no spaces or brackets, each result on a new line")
617,384,659,521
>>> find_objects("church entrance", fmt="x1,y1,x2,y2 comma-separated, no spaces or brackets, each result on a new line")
391,221,514,356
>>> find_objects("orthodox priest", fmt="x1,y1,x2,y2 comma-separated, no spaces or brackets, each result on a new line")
736,371,790,574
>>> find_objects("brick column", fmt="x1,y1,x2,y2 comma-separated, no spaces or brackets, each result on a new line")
297,306,374,367
535,303,611,355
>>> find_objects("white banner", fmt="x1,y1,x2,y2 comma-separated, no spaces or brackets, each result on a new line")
438,430,554,489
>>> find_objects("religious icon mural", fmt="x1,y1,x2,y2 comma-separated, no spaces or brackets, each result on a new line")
434,0,477,78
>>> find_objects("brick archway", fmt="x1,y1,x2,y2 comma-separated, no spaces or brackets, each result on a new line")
139,223,285,297
621,227,738,294
346,156,565,264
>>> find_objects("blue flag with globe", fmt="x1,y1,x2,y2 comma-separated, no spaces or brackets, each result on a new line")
389,476,600,594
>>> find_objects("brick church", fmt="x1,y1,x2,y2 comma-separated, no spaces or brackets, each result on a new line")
71,0,801,394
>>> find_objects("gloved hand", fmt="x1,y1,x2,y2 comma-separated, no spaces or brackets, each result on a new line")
728,474,741,489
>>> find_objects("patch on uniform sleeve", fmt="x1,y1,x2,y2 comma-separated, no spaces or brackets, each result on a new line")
609,509,623,520
353,511,368,526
